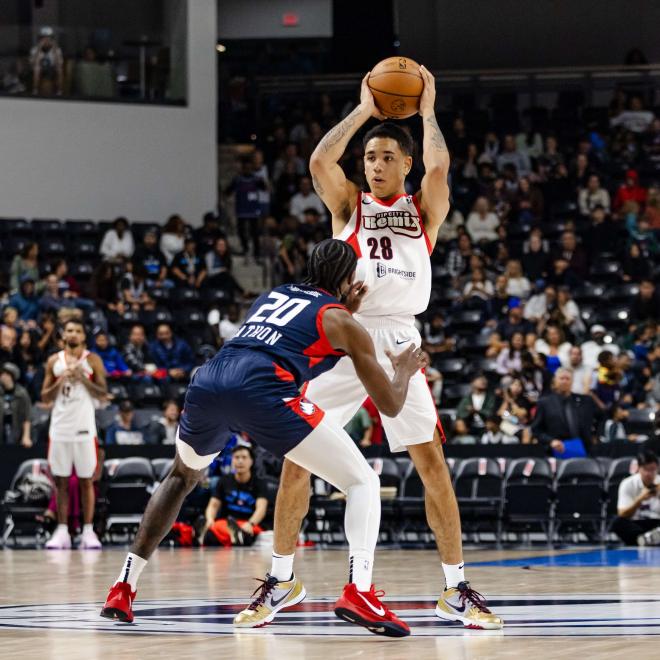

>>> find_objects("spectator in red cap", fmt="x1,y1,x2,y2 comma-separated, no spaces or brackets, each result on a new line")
614,170,647,211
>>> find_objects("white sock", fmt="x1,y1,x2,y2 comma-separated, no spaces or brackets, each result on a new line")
442,561,465,589
82,524,94,534
56,524,68,534
116,553,147,591
270,552,294,582
349,552,374,592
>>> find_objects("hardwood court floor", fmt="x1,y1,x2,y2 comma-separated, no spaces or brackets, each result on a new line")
1,546,659,659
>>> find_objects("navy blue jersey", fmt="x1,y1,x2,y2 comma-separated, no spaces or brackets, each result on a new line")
223,283,347,387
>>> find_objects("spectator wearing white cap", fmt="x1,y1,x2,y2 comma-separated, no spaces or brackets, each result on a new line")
581,324,620,370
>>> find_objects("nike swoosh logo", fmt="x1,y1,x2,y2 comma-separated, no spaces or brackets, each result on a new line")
447,601,466,613
357,592,385,616
270,587,293,607
395,339,409,345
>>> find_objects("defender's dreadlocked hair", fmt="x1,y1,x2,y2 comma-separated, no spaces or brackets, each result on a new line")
304,239,357,295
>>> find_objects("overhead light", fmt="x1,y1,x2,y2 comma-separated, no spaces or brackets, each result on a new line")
216,43,227,53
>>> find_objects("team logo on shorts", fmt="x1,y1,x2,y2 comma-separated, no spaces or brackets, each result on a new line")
1,594,659,636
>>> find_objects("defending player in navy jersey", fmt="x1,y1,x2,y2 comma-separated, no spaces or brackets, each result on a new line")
242,68,503,629
101,239,425,637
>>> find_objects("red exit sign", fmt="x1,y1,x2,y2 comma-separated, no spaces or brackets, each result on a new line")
282,12,299,27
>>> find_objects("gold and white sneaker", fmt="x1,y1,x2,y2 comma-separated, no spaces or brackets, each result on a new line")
435,581,503,629
233,573,306,628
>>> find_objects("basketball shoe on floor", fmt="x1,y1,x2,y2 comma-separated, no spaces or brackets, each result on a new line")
638,527,660,546
80,528,102,549
45,526,71,549
435,581,503,629
334,583,410,637
100,583,136,623
233,573,306,627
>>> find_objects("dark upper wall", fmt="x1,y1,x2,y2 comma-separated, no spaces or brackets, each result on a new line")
395,0,660,70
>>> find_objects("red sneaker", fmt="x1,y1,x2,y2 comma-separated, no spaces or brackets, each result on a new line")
100,582,136,623
334,583,410,637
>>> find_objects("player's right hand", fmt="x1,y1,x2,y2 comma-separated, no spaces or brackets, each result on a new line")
386,345,428,378
360,72,387,120
343,281,368,314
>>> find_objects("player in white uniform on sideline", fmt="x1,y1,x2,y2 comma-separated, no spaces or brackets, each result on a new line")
41,319,107,549
238,68,502,629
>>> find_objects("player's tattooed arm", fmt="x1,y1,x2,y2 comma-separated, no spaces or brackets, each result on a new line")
317,104,364,157
425,114,449,154
311,173,325,196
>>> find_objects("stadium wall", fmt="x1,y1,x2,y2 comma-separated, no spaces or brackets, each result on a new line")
0,0,217,225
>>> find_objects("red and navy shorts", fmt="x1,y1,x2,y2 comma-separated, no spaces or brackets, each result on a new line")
178,349,324,458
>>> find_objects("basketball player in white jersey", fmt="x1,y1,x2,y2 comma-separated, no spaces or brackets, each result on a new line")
41,319,107,549
238,67,502,628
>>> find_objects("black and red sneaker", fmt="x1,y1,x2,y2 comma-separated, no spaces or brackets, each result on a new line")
334,583,410,637
100,582,136,623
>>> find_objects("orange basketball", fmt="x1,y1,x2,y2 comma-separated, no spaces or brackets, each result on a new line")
368,56,423,119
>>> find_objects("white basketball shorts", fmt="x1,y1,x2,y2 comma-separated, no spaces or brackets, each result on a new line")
48,440,97,478
304,314,442,452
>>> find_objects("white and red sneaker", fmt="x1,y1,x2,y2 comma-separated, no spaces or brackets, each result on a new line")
334,583,410,637
100,583,136,623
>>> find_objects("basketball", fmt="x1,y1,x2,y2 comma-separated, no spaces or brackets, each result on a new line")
368,56,423,119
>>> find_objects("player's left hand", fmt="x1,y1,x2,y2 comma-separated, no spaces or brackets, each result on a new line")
418,65,436,116
343,281,368,313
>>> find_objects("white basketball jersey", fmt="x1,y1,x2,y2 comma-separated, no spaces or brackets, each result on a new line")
49,350,97,443
336,192,432,318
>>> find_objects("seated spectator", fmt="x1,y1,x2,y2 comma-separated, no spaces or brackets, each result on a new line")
2,307,19,333
51,258,82,298
204,237,245,297
457,375,497,434
105,400,146,445
547,257,580,289
519,350,550,403
133,230,169,288
201,444,268,547
208,303,242,348
8,276,40,324
578,174,611,216
497,133,531,177
92,332,131,379
612,450,660,546
630,279,660,325
289,176,326,223
625,204,660,256
0,362,32,447
581,324,620,369
553,231,588,281
584,205,618,259
623,242,652,282
613,169,647,211
422,312,454,355
489,275,511,321
120,263,155,311
514,177,544,223
497,305,534,340
170,238,206,289
100,217,135,262
602,404,647,443
122,324,155,377
149,323,194,381
610,97,655,134
194,211,226,255
569,346,592,395
462,268,493,307
160,214,187,265
555,286,585,338
480,415,518,444
642,184,660,229
451,418,477,444
89,262,121,312
147,399,181,445
524,283,556,326
39,273,67,313
423,351,443,405
504,259,531,300
9,242,40,295
16,329,44,401
447,233,474,279
344,405,373,449
590,350,622,413
521,231,551,282
535,324,572,374
1,327,21,368
437,206,465,243
531,367,596,456
466,196,499,245
496,377,532,443
496,331,524,375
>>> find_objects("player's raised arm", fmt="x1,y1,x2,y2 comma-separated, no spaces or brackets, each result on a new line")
322,307,426,417
310,73,384,232
417,65,450,246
